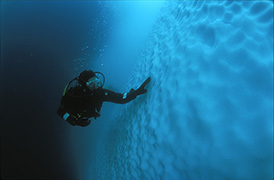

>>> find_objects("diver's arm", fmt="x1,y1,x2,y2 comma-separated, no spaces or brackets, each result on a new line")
101,89,137,104
100,77,151,104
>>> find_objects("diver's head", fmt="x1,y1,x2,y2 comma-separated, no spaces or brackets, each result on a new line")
79,70,96,82
79,70,102,91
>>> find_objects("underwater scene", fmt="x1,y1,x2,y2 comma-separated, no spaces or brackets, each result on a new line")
1,0,273,180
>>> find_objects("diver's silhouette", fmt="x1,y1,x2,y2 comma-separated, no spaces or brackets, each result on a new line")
57,70,151,127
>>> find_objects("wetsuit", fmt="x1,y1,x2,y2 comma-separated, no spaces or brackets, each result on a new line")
57,77,150,127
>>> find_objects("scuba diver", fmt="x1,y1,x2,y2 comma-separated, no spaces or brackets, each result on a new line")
57,70,151,127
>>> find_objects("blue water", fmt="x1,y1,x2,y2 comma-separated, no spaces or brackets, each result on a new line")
88,1,273,180
1,1,273,180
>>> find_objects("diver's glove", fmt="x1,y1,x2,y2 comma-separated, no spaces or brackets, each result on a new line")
135,77,151,96
123,77,151,102
128,77,151,99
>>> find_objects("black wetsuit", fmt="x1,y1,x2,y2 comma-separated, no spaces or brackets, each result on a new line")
57,77,150,127
58,86,137,127
64,86,137,114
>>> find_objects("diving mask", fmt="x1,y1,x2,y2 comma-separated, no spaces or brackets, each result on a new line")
86,77,102,90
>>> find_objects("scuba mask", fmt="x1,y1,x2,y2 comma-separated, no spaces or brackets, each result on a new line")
86,76,102,90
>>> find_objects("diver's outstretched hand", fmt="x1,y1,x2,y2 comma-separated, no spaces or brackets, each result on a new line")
135,77,151,96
